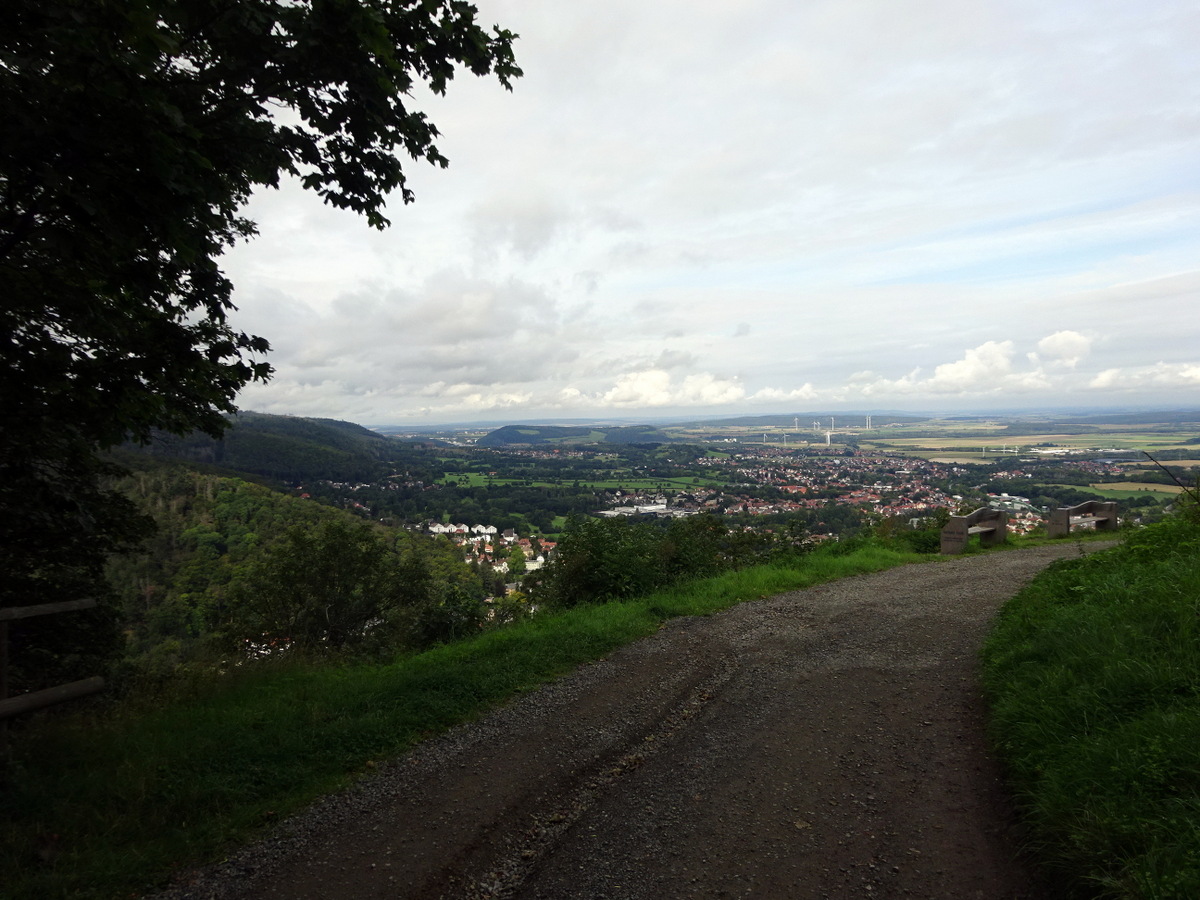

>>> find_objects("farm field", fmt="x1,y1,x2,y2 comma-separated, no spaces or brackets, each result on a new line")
438,473,730,491
1083,483,1187,500
412,413,1199,465
924,456,1005,464
1098,481,1187,493
1030,482,1187,501
656,416,1199,462
864,433,1197,454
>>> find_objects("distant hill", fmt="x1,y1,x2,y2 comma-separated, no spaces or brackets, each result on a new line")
705,413,930,428
1070,410,1200,426
129,411,414,483
478,423,671,447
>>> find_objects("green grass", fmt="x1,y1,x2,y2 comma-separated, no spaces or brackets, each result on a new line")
1,540,927,900
580,477,728,490
436,474,729,490
1083,487,1178,501
1039,482,1183,501
982,514,1200,898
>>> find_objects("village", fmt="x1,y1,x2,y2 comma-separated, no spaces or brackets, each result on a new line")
409,445,1142,577
423,521,556,574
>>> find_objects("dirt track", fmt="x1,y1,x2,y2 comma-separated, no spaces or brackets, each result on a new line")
161,543,1111,900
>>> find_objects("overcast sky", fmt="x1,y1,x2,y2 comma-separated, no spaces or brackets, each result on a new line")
222,0,1200,426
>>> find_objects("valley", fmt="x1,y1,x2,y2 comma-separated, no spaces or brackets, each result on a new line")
94,406,1197,681
286,408,1199,543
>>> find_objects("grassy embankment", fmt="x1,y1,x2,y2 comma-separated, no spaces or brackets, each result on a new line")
2,540,926,900
983,513,1200,898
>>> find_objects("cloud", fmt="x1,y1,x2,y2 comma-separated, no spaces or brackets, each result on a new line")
845,336,1099,400
419,383,535,410
1036,330,1092,368
925,341,1018,393
469,193,570,261
1089,362,1200,391
748,384,818,403
599,371,745,408
224,1,1200,424
855,341,1020,396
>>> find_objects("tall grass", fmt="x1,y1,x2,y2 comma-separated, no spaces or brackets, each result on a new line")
982,515,1200,898
1,540,925,900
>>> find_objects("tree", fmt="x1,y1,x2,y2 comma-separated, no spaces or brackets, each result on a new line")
3,0,518,449
0,2,519,614
507,546,526,576
227,518,404,651
0,2,519,693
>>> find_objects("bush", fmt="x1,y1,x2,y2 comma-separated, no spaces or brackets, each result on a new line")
534,514,790,608
409,586,487,647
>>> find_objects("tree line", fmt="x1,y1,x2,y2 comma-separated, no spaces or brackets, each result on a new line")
529,514,806,608
5,460,498,695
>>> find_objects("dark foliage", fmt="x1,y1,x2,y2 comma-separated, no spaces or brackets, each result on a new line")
102,462,488,676
533,514,789,608
1,1,518,687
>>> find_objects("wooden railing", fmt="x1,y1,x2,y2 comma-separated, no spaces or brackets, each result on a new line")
1046,500,1118,538
940,508,1008,554
0,599,106,749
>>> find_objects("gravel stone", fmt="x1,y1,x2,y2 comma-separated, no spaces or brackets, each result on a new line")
152,542,1112,900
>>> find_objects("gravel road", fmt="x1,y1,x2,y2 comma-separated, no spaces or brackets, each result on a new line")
158,542,1112,900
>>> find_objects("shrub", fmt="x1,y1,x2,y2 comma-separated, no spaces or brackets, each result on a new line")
534,514,790,608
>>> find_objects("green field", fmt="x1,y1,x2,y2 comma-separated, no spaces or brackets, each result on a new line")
1049,483,1187,501
1095,481,1186,495
866,433,1194,452
438,473,559,487
666,413,1199,462
438,473,730,490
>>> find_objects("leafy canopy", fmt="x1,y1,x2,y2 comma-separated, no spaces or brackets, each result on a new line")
1,0,520,448
0,1,519,619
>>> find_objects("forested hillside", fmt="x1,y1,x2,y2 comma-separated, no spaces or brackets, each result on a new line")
135,412,425,483
101,460,494,682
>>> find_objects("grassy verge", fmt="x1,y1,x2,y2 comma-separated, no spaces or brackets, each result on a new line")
982,514,1200,898
1,540,925,900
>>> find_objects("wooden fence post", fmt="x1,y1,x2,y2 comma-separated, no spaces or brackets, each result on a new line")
0,599,105,753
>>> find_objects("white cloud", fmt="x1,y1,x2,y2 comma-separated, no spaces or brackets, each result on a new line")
749,384,819,403
1037,330,1092,368
925,341,1017,393
842,337,1105,402
224,1,1200,423
854,342,1022,397
599,371,745,408
469,192,571,261
1089,363,1200,392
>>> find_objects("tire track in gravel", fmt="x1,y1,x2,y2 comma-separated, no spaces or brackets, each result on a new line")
157,542,1113,900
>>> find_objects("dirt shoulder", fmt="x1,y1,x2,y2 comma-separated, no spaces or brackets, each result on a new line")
160,542,1112,900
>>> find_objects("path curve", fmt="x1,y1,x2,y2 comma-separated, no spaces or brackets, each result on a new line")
160,542,1111,900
